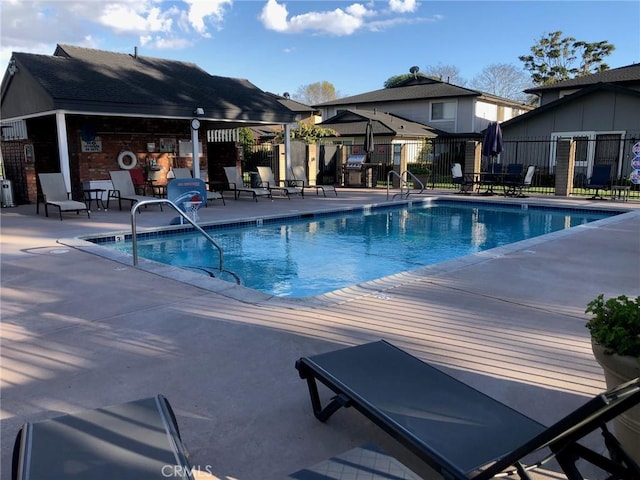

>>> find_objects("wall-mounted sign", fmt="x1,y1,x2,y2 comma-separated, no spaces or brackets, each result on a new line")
178,140,203,157
81,138,102,153
631,141,640,185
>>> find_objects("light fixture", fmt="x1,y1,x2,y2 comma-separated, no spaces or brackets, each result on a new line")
193,107,204,116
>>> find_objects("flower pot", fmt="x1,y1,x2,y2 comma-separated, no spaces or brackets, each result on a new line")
411,174,430,189
592,340,640,462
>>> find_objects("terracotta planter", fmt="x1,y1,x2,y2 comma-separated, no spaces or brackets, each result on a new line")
591,340,640,463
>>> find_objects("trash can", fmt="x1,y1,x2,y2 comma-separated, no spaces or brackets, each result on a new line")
1,179,15,207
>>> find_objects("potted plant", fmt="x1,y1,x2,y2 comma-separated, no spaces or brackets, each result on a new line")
408,163,432,189
585,294,640,461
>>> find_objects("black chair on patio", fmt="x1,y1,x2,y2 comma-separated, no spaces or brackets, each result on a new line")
296,340,640,480
586,164,613,199
451,163,475,194
503,165,536,197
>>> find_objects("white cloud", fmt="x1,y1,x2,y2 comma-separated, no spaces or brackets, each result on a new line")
184,0,232,35
388,0,418,14
259,0,372,36
0,0,234,61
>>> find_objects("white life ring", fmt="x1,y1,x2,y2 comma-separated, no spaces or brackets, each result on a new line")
117,151,137,170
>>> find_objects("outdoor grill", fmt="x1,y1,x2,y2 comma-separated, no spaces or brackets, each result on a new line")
343,154,377,187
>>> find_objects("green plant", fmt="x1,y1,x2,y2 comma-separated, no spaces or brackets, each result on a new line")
409,162,432,175
585,294,640,358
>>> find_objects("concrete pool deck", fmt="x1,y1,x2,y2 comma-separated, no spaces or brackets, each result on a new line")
2,188,639,479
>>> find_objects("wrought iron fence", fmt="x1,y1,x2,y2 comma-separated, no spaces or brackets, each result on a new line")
240,134,640,200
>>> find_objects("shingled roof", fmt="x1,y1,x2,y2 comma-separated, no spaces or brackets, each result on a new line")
1,44,295,126
320,109,441,138
314,76,527,109
525,63,640,94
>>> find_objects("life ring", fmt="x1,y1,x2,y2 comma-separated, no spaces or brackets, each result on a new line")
117,151,137,170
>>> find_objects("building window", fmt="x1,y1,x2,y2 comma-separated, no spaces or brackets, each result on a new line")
431,101,456,121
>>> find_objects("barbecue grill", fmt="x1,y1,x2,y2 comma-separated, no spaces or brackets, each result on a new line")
343,154,377,187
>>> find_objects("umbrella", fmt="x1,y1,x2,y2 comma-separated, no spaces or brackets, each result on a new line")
482,121,503,164
364,118,374,162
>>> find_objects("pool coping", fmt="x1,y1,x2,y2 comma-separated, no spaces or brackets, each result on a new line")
59,195,638,308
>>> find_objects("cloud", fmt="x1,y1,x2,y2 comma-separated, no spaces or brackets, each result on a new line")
0,0,234,62
388,0,418,14
259,0,422,36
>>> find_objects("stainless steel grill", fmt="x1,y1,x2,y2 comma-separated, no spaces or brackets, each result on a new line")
344,154,377,187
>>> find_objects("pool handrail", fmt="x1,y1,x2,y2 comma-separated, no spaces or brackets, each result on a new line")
387,170,424,200
130,199,224,274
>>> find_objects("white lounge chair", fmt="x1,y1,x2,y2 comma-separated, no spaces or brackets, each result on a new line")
38,173,90,220
107,170,162,211
223,166,271,201
170,168,225,206
290,165,337,197
256,166,303,199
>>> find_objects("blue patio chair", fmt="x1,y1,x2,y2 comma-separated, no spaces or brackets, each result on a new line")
585,164,613,199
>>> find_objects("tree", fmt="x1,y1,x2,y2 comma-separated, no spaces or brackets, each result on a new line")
470,63,533,103
293,81,339,105
384,73,426,88
423,63,467,86
274,120,337,144
519,31,614,86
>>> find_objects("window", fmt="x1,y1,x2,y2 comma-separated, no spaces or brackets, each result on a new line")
431,101,456,121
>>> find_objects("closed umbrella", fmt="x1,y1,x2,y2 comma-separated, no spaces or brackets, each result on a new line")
482,121,503,164
364,119,374,162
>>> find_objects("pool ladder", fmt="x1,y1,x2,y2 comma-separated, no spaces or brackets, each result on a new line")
386,170,426,200
130,199,240,284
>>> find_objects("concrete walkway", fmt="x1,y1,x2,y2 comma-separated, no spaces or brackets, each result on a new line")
2,188,639,479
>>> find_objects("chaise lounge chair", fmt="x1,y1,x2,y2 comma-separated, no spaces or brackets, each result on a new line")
223,166,271,201
171,168,225,206
38,172,90,220
290,165,337,197
12,395,193,480
296,340,640,480
586,164,613,199
256,166,303,199
107,170,162,211
451,163,475,194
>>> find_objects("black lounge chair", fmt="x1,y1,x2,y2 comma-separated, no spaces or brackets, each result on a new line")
586,164,613,199
12,395,193,480
296,340,640,480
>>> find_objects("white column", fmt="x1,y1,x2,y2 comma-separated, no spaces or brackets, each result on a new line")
55,112,71,191
284,123,291,179
191,125,200,178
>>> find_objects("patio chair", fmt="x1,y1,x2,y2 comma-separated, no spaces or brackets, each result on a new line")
223,166,271,201
12,395,194,480
296,340,640,480
107,170,162,211
586,164,613,199
503,165,536,197
171,168,225,206
256,166,303,199
290,165,337,197
451,163,475,194
37,173,90,220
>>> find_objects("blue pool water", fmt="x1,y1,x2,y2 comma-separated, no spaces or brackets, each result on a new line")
96,201,616,297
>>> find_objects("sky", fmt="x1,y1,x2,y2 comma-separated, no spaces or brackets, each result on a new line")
1,0,639,99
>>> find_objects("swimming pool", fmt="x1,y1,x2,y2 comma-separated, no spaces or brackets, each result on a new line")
91,200,618,298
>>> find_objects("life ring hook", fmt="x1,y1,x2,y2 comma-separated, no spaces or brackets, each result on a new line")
117,150,137,170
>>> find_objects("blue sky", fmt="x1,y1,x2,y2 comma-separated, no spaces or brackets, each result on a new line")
1,1,638,98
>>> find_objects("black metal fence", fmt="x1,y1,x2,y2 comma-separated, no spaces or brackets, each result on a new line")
242,134,640,200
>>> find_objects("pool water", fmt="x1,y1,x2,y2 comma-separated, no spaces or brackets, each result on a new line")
99,201,616,297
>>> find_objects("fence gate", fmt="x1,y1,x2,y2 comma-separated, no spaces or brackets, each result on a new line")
319,144,339,185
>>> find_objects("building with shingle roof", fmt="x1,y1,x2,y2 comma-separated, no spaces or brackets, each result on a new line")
314,76,532,135
0,45,296,203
